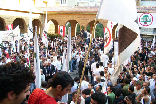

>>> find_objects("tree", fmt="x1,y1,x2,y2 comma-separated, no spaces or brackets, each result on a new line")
95,23,104,38
47,33,62,41
76,23,80,36
86,24,90,32
81,26,85,30
66,22,71,34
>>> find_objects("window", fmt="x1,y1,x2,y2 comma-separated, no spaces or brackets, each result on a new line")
61,0,66,4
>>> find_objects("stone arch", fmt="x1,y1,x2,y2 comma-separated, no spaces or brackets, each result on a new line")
32,19,41,35
13,18,26,34
49,19,59,34
66,20,78,37
0,17,6,31
86,20,99,34
112,24,118,39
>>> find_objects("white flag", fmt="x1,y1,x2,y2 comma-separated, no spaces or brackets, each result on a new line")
65,27,71,72
34,26,41,88
97,0,140,85
62,48,66,71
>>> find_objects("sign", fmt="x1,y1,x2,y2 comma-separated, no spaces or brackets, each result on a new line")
138,13,156,28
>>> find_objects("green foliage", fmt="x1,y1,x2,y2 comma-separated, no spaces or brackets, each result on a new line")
95,23,104,38
76,24,80,35
81,26,85,30
66,22,71,34
86,24,90,32
47,33,62,41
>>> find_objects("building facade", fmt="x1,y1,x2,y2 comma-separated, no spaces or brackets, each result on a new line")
0,0,156,37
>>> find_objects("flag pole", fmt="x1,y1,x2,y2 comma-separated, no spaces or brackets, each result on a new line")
34,26,41,88
75,18,97,104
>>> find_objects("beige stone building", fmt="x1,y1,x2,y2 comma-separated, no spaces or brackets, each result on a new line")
0,0,156,37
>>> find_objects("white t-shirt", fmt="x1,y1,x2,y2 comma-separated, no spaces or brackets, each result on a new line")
80,80,89,91
108,67,114,75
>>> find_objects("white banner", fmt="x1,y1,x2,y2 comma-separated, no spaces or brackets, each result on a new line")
138,13,156,28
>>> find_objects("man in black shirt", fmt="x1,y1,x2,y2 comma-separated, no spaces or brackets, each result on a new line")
82,89,91,104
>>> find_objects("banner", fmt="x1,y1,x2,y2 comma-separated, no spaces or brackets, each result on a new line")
138,13,156,28
0,25,20,41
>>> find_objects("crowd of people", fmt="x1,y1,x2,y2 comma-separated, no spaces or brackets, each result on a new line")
0,29,156,104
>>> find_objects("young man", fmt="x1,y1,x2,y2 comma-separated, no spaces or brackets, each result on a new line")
0,62,35,104
28,71,74,104
70,91,81,104
82,88,91,104
128,85,136,99
90,92,107,104
107,85,115,104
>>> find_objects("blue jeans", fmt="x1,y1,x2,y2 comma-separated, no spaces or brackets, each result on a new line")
70,58,76,72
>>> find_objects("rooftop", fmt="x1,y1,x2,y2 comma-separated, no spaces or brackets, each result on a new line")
38,6,156,13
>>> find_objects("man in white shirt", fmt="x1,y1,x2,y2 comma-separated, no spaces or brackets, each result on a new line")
93,62,104,77
91,57,98,73
91,57,98,82
100,54,109,67
107,62,114,75
54,56,62,72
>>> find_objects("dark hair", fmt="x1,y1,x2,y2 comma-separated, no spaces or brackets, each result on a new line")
72,91,78,98
91,92,107,104
0,62,35,101
96,63,99,68
57,55,60,59
145,86,150,94
129,85,134,92
100,71,104,76
74,77,80,82
99,62,103,66
115,89,122,97
108,85,114,92
41,81,48,88
51,71,74,91
127,95,135,104
124,78,130,84
84,75,89,82
126,74,131,80
82,88,91,95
